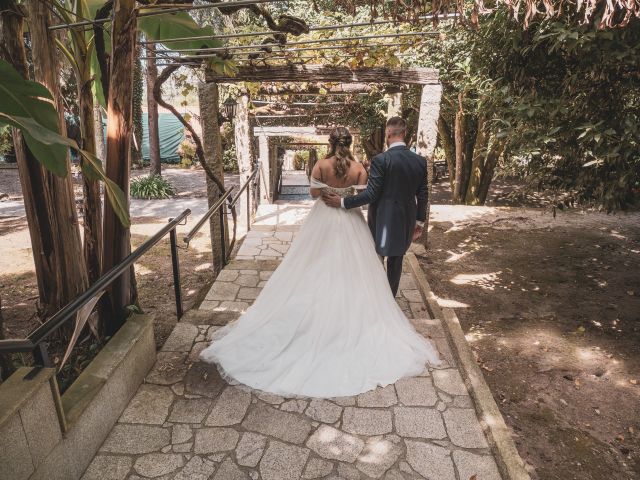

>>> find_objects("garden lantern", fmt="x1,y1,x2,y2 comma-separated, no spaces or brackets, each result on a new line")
222,96,238,122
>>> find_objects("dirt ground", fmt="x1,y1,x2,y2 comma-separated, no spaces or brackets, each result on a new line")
0,166,228,350
421,179,640,480
2,166,639,479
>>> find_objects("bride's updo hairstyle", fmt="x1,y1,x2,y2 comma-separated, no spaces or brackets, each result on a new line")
326,126,355,178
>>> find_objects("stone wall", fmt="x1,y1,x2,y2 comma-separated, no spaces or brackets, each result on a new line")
0,314,156,480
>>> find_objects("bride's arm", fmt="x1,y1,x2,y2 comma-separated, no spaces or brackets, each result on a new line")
354,163,368,190
309,161,323,198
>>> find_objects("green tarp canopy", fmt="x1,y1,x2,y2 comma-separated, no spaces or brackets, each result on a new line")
103,112,185,164
142,112,185,163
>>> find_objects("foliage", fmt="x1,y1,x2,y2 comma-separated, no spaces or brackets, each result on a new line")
0,125,13,158
223,146,239,173
294,151,309,170
130,174,175,199
177,137,197,167
331,0,639,29
0,60,130,225
403,6,640,209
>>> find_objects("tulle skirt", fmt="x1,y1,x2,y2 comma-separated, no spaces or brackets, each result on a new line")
199,200,440,398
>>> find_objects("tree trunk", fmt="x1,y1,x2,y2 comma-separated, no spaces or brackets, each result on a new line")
233,94,252,228
145,42,161,176
437,114,456,191
363,126,385,161
94,104,106,162
477,138,505,204
101,0,137,332
452,94,466,204
465,115,487,205
75,45,104,285
131,37,143,168
4,1,90,319
199,82,228,275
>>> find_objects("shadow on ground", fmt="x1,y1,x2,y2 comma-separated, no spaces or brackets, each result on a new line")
420,212,640,480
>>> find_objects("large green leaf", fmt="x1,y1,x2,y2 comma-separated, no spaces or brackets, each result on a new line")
0,112,130,228
138,11,222,51
74,0,112,108
0,60,68,176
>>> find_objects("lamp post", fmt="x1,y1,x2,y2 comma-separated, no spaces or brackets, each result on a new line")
222,96,238,123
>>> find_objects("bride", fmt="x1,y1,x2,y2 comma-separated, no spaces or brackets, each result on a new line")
200,127,439,398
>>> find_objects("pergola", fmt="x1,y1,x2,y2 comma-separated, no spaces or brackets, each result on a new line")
202,64,442,230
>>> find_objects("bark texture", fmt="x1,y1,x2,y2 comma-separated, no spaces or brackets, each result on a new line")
102,0,138,331
2,1,89,318
145,42,161,176
415,83,442,246
233,94,253,227
199,82,228,275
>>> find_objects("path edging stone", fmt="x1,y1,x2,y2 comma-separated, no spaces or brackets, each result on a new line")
406,252,531,480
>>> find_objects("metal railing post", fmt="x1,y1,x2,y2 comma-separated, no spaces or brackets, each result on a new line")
246,181,251,232
33,342,53,368
169,224,184,320
219,202,227,266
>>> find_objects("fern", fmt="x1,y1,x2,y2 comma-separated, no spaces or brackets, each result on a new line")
130,175,176,200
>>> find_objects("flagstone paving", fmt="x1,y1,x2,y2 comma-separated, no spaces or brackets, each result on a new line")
83,203,502,480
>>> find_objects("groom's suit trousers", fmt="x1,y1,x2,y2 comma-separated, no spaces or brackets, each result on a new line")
386,256,403,297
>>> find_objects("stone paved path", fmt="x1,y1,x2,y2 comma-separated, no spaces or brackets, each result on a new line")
83,203,502,480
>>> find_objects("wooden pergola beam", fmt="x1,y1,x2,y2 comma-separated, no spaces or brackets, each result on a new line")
206,65,438,85
256,83,387,95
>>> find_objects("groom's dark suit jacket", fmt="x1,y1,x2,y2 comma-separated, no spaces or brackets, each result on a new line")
344,145,427,257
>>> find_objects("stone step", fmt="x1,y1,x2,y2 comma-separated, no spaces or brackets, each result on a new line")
182,309,240,326
280,185,310,195
278,193,311,201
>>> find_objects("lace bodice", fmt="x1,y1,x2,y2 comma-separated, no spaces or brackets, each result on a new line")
310,178,363,198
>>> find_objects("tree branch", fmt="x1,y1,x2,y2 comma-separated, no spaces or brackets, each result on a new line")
152,62,226,194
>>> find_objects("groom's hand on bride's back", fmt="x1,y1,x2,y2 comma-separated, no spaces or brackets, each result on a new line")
322,192,342,208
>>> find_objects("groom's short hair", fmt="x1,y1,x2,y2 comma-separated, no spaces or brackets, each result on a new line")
386,117,407,136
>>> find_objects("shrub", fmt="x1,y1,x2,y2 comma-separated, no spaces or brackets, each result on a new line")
177,137,197,168
130,175,175,199
0,125,14,158
223,146,239,173
293,151,308,170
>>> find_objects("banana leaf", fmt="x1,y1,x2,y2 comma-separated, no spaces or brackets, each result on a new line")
138,10,223,51
0,59,67,176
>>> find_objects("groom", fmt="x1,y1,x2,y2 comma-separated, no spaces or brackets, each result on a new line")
322,117,427,297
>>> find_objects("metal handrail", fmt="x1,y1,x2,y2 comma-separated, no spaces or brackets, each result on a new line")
0,209,191,365
183,186,235,246
0,163,261,368
183,165,260,265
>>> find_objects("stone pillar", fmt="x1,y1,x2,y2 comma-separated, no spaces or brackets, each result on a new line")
386,92,403,119
307,148,318,178
233,95,252,228
199,82,227,274
415,83,443,246
258,134,271,202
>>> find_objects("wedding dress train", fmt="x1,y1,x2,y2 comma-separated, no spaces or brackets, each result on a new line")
200,181,440,398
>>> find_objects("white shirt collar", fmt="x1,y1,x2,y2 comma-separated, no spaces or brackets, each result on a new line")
388,141,406,149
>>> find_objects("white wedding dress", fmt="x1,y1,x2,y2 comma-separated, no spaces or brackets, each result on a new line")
200,179,440,398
